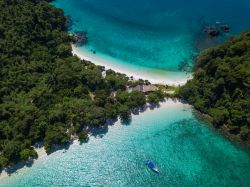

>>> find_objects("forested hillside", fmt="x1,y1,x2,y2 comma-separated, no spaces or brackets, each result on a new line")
178,31,250,144
0,0,163,168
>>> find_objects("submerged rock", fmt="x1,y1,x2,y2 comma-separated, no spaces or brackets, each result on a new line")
72,31,88,46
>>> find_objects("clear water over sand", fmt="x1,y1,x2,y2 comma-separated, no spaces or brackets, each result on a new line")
1,1,250,186
2,101,250,186
53,0,250,72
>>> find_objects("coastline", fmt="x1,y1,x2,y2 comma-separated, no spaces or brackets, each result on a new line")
72,45,192,86
2,0,250,185
0,99,188,182
193,107,250,148
0,147,47,181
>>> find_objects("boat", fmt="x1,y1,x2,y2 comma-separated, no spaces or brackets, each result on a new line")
146,160,159,174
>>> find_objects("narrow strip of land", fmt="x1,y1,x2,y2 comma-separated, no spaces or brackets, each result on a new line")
72,45,192,86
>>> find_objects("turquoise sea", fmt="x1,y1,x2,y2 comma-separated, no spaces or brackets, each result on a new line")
52,0,250,72
1,101,250,186
1,1,250,186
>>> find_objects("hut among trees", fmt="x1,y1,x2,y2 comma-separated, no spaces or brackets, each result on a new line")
132,85,157,93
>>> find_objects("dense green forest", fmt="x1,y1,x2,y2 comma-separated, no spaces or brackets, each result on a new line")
178,31,250,144
1,0,249,170
0,0,164,168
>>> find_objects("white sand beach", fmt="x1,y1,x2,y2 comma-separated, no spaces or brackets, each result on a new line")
0,148,47,181
72,45,192,86
0,99,188,182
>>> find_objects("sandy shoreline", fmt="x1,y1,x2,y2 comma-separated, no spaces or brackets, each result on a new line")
0,99,188,182
0,147,47,181
72,45,192,86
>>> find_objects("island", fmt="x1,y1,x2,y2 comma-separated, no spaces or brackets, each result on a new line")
0,0,249,176
178,31,250,145
0,0,164,168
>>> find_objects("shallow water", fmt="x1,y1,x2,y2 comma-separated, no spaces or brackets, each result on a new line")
1,101,250,186
2,1,250,186
53,0,250,72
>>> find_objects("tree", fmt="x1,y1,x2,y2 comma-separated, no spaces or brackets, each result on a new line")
178,31,250,143
148,93,160,104
118,105,131,120
20,148,38,161
44,124,70,153
116,91,129,104
78,131,89,143
0,155,8,168
2,141,21,164
128,91,146,108
0,0,162,167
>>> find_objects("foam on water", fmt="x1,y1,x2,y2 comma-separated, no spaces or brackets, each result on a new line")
1,101,250,186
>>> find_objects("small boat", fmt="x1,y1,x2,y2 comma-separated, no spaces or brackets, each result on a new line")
146,160,159,174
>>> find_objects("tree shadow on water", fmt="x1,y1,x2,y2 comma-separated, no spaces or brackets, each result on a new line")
2,159,37,177
89,125,109,138
121,118,132,126
50,144,70,154
86,118,119,139
148,103,160,110
132,106,147,115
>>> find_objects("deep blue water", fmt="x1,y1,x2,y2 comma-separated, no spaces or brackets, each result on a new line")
2,102,250,186
53,0,250,71
1,1,250,186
